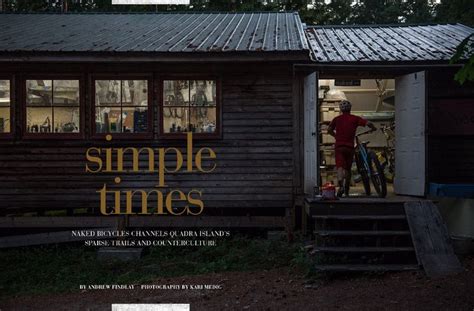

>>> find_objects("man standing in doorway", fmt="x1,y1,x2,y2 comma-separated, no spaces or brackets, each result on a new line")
327,100,376,197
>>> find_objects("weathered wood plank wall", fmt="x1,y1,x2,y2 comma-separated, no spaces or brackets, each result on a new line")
0,63,299,216
426,68,474,184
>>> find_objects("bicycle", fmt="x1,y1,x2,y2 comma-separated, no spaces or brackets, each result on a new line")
354,129,387,198
378,122,395,183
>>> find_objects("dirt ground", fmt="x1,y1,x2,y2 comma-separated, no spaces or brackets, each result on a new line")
2,257,473,311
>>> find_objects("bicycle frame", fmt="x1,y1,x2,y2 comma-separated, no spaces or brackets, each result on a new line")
380,123,395,173
354,129,387,197
355,129,373,177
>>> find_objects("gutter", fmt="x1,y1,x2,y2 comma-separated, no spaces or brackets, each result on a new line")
293,62,465,69
0,51,311,63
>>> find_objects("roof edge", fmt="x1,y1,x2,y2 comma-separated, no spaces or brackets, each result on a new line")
0,11,300,15
306,23,473,29
0,50,311,63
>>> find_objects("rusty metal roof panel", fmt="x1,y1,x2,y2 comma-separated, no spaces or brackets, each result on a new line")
0,12,308,53
306,24,474,63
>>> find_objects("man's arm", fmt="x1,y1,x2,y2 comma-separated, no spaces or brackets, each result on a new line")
327,122,336,137
366,121,377,132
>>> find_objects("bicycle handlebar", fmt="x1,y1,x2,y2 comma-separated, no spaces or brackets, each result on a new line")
380,124,395,132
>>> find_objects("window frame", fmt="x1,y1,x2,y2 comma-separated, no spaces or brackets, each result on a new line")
159,76,222,140
91,74,154,140
0,75,14,139
334,79,361,87
22,74,85,140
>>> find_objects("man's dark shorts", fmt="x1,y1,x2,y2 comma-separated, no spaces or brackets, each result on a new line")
335,146,355,171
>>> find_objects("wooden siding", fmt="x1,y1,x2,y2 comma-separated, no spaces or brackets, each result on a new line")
0,63,299,216
426,68,474,184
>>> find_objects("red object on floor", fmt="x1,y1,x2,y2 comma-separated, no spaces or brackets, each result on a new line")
322,182,336,200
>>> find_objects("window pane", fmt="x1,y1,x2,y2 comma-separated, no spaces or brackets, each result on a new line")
123,107,148,133
0,107,10,133
164,80,189,106
53,80,79,106
27,80,52,106
122,80,148,106
27,107,53,133
96,107,121,133
190,80,216,107
163,107,188,133
190,107,216,133
0,80,10,107
95,80,120,106
53,107,80,133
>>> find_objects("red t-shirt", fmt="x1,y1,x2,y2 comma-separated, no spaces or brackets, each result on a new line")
329,113,368,148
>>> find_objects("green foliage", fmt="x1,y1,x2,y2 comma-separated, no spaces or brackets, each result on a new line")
7,0,57,12
450,33,474,84
0,237,309,298
402,0,435,24
325,0,353,24
435,0,474,27
2,0,473,27
351,0,403,24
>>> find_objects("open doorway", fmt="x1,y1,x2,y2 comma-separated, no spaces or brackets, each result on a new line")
318,78,397,197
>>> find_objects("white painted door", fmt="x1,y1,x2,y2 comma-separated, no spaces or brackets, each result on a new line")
304,72,318,194
394,71,426,196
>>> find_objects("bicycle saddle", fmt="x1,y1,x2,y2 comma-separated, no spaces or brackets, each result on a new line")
362,140,370,145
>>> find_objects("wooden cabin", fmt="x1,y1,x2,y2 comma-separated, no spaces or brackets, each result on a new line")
0,13,472,229
303,24,474,199
0,12,311,225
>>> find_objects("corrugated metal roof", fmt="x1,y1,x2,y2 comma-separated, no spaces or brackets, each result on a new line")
305,24,474,62
0,12,308,53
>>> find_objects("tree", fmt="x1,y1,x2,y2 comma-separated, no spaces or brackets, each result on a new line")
206,0,236,11
450,34,474,85
303,1,331,25
351,0,403,24
402,0,435,24
326,0,353,24
7,0,56,12
4,0,473,28
435,0,474,27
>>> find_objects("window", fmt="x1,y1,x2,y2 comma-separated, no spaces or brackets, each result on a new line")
0,80,11,134
334,79,361,87
162,80,217,136
26,79,80,134
94,79,149,135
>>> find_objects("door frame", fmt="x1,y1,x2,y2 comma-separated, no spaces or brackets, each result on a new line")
303,72,319,195
311,69,429,197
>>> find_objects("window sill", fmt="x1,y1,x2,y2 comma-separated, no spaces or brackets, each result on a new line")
22,133,85,140
0,133,14,140
91,133,154,141
158,133,222,140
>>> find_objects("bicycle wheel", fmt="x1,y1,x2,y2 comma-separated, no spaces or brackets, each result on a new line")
384,166,394,183
368,151,387,198
355,151,371,196
380,151,394,183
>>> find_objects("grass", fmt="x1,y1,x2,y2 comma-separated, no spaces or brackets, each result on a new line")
0,236,312,298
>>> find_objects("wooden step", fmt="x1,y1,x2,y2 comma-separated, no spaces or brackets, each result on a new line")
314,246,415,253
313,215,406,220
314,264,420,272
315,230,411,236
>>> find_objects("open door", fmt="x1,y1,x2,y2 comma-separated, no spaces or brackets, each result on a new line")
394,71,426,196
304,72,318,194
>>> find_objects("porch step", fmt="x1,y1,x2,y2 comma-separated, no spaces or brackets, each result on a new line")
313,215,406,220
314,264,420,272
307,200,420,271
314,246,415,253
315,230,411,236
